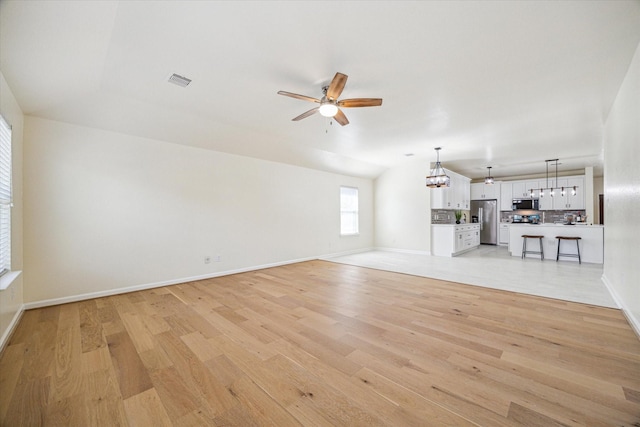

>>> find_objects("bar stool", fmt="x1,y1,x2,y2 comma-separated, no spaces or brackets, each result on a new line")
521,235,544,260
556,236,581,264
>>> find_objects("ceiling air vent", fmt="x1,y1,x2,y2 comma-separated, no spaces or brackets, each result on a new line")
168,73,191,87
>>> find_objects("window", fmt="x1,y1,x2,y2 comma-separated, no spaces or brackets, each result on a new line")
0,114,12,277
340,186,359,235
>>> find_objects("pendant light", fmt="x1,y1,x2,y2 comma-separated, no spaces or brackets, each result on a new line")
426,147,450,188
484,166,494,184
528,159,578,198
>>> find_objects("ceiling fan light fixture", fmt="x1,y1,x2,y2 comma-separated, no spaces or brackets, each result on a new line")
319,103,338,117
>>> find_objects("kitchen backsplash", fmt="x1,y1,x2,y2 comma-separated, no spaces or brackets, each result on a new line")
431,209,471,224
432,210,454,224
500,209,586,223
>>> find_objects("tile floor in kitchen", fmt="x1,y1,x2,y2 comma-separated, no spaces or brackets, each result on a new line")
323,245,616,308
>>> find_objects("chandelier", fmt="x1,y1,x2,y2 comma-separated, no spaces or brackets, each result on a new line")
426,147,450,188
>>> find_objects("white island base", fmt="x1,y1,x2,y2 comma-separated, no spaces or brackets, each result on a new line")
508,224,604,264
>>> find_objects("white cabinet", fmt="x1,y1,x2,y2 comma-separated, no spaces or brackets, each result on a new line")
430,185,452,209
471,182,499,200
553,177,585,209
501,175,586,211
512,180,541,198
500,182,512,211
458,177,471,210
430,171,470,210
499,223,509,245
432,224,481,257
538,181,554,211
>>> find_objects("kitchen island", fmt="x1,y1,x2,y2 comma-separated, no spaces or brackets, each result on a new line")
508,223,604,263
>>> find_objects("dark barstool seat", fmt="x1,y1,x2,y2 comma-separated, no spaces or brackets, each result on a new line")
522,235,544,260
556,236,581,264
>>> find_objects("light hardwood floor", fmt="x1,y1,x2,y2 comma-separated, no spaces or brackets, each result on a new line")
1,260,639,426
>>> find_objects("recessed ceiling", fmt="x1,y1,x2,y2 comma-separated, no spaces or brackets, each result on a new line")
1,1,639,179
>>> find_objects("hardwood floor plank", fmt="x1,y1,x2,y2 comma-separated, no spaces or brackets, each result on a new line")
45,393,90,426
0,343,24,422
180,331,224,362
120,312,156,353
4,376,50,426
50,303,83,401
447,351,638,426
79,299,106,353
501,351,626,400
83,368,129,427
2,260,639,426
507,401,568,427
225,375,303,426
148,365,201,420
123,388,172,427
154,329,236,417
263,353,387,426
354,367,478,426
81,345,112,374
106,331,154,399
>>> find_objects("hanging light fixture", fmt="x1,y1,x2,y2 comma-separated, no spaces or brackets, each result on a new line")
426,147,450,188
528,159,578,198
484,166,494,184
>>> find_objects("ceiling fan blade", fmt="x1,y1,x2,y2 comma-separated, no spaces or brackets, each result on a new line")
277,91,320,103
333,109,349,126
326,72,348,100
292,107,320,121
338,98,383,108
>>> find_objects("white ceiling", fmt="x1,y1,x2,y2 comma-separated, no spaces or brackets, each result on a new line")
2,1,639,180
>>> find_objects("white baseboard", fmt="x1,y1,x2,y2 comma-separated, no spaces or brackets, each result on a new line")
601,273,640,339
23,251,374,310
0,304,25,353
320,247,375,259
373,246,431,256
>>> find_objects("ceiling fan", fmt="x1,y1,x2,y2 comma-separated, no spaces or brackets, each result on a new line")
277,72,382,126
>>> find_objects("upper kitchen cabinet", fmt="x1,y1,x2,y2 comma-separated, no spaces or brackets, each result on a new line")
470,182,499,200
455,175,471,209
552,177,585,209
512,180,541,198
430,171,470,210
500,182,512,210
430,184,452,209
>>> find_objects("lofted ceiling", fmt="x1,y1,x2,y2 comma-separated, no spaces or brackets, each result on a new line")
1,1,639,180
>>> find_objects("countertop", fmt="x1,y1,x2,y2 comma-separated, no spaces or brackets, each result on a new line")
431,223,480,227
505,223,603,227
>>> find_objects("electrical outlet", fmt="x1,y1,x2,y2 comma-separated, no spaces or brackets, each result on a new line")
204,256,211,264
214,255,222,262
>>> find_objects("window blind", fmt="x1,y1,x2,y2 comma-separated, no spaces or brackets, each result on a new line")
0,114,12,276
340,186,359,235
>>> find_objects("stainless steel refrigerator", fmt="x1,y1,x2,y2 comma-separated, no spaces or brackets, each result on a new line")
470,199,497,245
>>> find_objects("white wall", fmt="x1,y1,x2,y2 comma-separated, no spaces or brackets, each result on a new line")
603,41,640,334
23,117,373,304
0,71,24,346
374,157,430,253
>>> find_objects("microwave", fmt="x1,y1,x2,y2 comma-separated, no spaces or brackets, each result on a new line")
512,199,539,210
